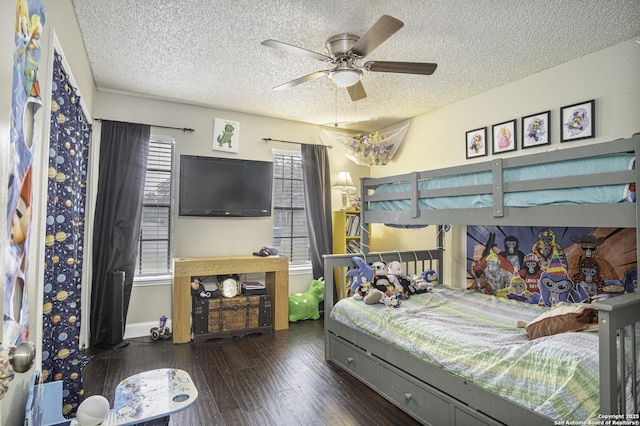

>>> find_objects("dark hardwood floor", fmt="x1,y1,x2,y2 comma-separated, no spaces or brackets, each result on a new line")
81,316,421,426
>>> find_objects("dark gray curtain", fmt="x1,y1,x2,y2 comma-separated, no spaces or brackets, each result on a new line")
301,144,333,286
90,120,150,347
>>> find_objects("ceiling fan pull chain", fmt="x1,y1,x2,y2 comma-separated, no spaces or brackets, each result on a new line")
335,86,338,127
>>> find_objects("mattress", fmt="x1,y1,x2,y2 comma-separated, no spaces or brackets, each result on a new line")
330,286,639,422
370,153,635,211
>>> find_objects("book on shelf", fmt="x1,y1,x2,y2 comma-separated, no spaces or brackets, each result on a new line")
345,214,361,236
346,239,362,253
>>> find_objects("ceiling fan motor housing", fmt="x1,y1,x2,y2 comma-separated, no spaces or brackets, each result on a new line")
262,15,435,99
326,33,360,58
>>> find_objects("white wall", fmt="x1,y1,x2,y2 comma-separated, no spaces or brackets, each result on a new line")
370,38,640,286
94,91,369,333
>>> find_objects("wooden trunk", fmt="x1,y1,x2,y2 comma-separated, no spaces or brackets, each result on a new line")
192,294,272,342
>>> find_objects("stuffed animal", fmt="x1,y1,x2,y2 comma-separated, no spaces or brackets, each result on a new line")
387,261,407,293
346,257,374,295
384,293,401,308
363,288,386,305
370,261,391,292
361,287,401,307
288,279,325,322
412,269,437,294
387,261,420,298
353,281,373,301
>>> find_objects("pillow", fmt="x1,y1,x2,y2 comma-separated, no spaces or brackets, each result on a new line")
525,302,598,340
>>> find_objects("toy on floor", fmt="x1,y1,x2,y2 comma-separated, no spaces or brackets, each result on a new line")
150,315,172,340
289,279,325,322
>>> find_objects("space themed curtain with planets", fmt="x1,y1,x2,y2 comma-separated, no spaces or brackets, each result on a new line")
42,51,92,416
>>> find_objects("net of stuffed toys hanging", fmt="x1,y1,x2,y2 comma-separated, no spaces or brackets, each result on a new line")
320,122,410,166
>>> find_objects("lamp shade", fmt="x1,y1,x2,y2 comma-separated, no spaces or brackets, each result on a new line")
334,171,355,189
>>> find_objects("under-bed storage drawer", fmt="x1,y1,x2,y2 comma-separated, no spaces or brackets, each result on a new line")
330,336,378,388
379,363,501,426
379,363,448,425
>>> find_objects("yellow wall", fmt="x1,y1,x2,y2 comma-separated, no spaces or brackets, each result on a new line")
370,38,640,286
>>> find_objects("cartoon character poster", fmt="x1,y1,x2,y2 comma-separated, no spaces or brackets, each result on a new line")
466,225,636,306
4,0,45,346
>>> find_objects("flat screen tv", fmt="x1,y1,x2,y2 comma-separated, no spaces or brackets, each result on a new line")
179,155,274,217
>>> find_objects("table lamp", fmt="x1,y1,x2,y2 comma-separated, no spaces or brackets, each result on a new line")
333,171,355,210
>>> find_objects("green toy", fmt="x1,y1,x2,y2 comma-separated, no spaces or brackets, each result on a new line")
288,279,325,322
217,123,235,148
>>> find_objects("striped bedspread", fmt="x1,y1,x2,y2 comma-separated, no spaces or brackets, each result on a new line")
331,286,618,422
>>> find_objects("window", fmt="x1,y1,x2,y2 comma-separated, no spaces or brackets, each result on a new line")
272,151,311,267
136,136,174,277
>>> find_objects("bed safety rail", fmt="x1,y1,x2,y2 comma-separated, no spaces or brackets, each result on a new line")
592,292,640,416
360,134,640,230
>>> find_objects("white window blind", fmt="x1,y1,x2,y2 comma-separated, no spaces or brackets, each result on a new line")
272,151,311,266
136,137,174,276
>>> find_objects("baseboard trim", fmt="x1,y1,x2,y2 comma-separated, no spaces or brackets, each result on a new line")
124,319,173,339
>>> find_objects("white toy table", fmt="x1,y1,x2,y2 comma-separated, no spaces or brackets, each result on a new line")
109,368,198,424
25,368,198,425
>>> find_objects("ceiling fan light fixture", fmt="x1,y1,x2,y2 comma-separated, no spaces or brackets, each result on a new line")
330,68,362,88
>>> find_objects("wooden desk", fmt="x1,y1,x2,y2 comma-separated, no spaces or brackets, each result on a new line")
172,255,289,344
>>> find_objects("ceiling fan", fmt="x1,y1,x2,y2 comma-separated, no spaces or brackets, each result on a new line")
262,15,437,101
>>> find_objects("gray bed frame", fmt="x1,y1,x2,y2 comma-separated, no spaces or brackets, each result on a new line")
323,134,640,425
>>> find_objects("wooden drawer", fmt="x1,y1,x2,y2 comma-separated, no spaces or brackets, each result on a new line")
329,336,378,388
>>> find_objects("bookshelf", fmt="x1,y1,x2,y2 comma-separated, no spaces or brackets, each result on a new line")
333,210,363,254
332,210,366,300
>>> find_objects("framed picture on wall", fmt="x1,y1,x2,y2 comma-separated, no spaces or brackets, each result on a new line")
522,111,550,149
492,119,517,154
213,117,240,153
465,127,487,159
561,99,595,142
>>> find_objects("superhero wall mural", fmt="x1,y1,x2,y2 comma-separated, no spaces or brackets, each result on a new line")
466,226,637,306
5,0,45,347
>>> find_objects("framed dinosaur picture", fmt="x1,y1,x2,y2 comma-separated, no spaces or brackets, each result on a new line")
213,117,240,153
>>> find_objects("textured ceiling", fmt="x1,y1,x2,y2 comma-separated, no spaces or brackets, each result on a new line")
71,0,640,131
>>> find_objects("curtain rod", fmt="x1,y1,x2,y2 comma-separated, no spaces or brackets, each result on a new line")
262,137,332,149
95,118,195,133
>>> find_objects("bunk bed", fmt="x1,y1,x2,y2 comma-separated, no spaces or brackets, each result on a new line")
323,134,640,426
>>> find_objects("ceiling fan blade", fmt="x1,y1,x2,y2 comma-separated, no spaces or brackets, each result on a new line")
364,61,438,75
272,71,328,90
347,81,367,101
261,39,332,62
350,15,404,58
